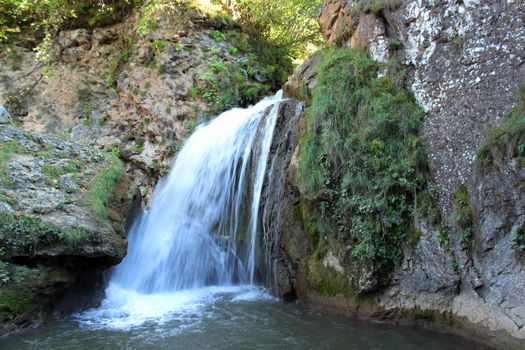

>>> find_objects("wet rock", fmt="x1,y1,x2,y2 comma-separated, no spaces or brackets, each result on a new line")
283,52,322,102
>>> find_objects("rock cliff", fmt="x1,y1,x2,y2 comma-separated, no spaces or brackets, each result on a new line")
273,0,525,349
0,3,280,203
0,110,134,334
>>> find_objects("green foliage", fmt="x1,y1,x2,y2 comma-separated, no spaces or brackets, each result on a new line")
0,0,135,74
84,153,123,220
194,58,269,114
151,38,168,52
174,43,184,53
0,140,25,188
209,30,226,43
235,0,323,60
299,48,429,284
137,0,170,36
111,146,121,158
0,140,24,164
452,185,474,250
183,119,197,135
210,59,226,73
476,88,525,169
42,161,81,185
228,46,239,55
135,142,145,153
106,48,132,88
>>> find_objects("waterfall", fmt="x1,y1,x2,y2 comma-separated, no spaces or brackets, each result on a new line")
110,91,284,294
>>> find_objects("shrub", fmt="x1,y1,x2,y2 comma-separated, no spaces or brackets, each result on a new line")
299,48,430,287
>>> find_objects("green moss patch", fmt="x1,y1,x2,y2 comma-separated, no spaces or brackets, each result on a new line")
0,211,91,250
0,264,70,326
452,185,474,251
84,154,124,220
307,259,354,299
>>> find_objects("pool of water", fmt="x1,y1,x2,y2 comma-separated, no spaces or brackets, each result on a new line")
0,285,486,350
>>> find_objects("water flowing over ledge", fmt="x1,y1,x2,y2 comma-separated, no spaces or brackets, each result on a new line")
76,92,285,328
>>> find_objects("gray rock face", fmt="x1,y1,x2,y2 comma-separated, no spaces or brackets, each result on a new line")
0,114,131,335
280,0,525,348
397,0,525,213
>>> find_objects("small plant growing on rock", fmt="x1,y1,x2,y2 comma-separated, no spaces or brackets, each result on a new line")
174,43,184,53
350,0,403,16
209,30,226,43
151,39,168,53
452,185,474,251
475,86,525,169
84,153,123,220
210,59,226,73
183,120,197,135
209,46,221,55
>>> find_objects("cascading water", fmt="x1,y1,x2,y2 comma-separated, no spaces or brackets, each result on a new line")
1,94,483,350
113,91,282,292
75,92,284,329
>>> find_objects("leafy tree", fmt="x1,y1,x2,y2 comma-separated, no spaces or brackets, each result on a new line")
232,0,324,60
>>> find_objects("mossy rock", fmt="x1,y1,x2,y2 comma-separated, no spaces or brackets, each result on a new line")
0,264,72,333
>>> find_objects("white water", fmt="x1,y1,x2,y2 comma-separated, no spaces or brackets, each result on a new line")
76,92,284,329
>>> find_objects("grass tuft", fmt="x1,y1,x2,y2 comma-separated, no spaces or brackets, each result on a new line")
476,88,525,169
84,154,124,220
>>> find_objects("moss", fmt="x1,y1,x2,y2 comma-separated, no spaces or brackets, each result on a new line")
0,211,91,249
84,154,124,220
307,258,354,299
209,30,226,43
407,229,422,248
0,140,25,164
409,306,438,322
298,48,429,289
0,264,70,326
0,140,26,188
42,161,82,185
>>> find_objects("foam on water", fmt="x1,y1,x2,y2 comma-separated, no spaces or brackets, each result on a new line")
75,284,274,331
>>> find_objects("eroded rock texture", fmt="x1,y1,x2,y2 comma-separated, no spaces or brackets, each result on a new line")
0,113,134,335
277,0,525,349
